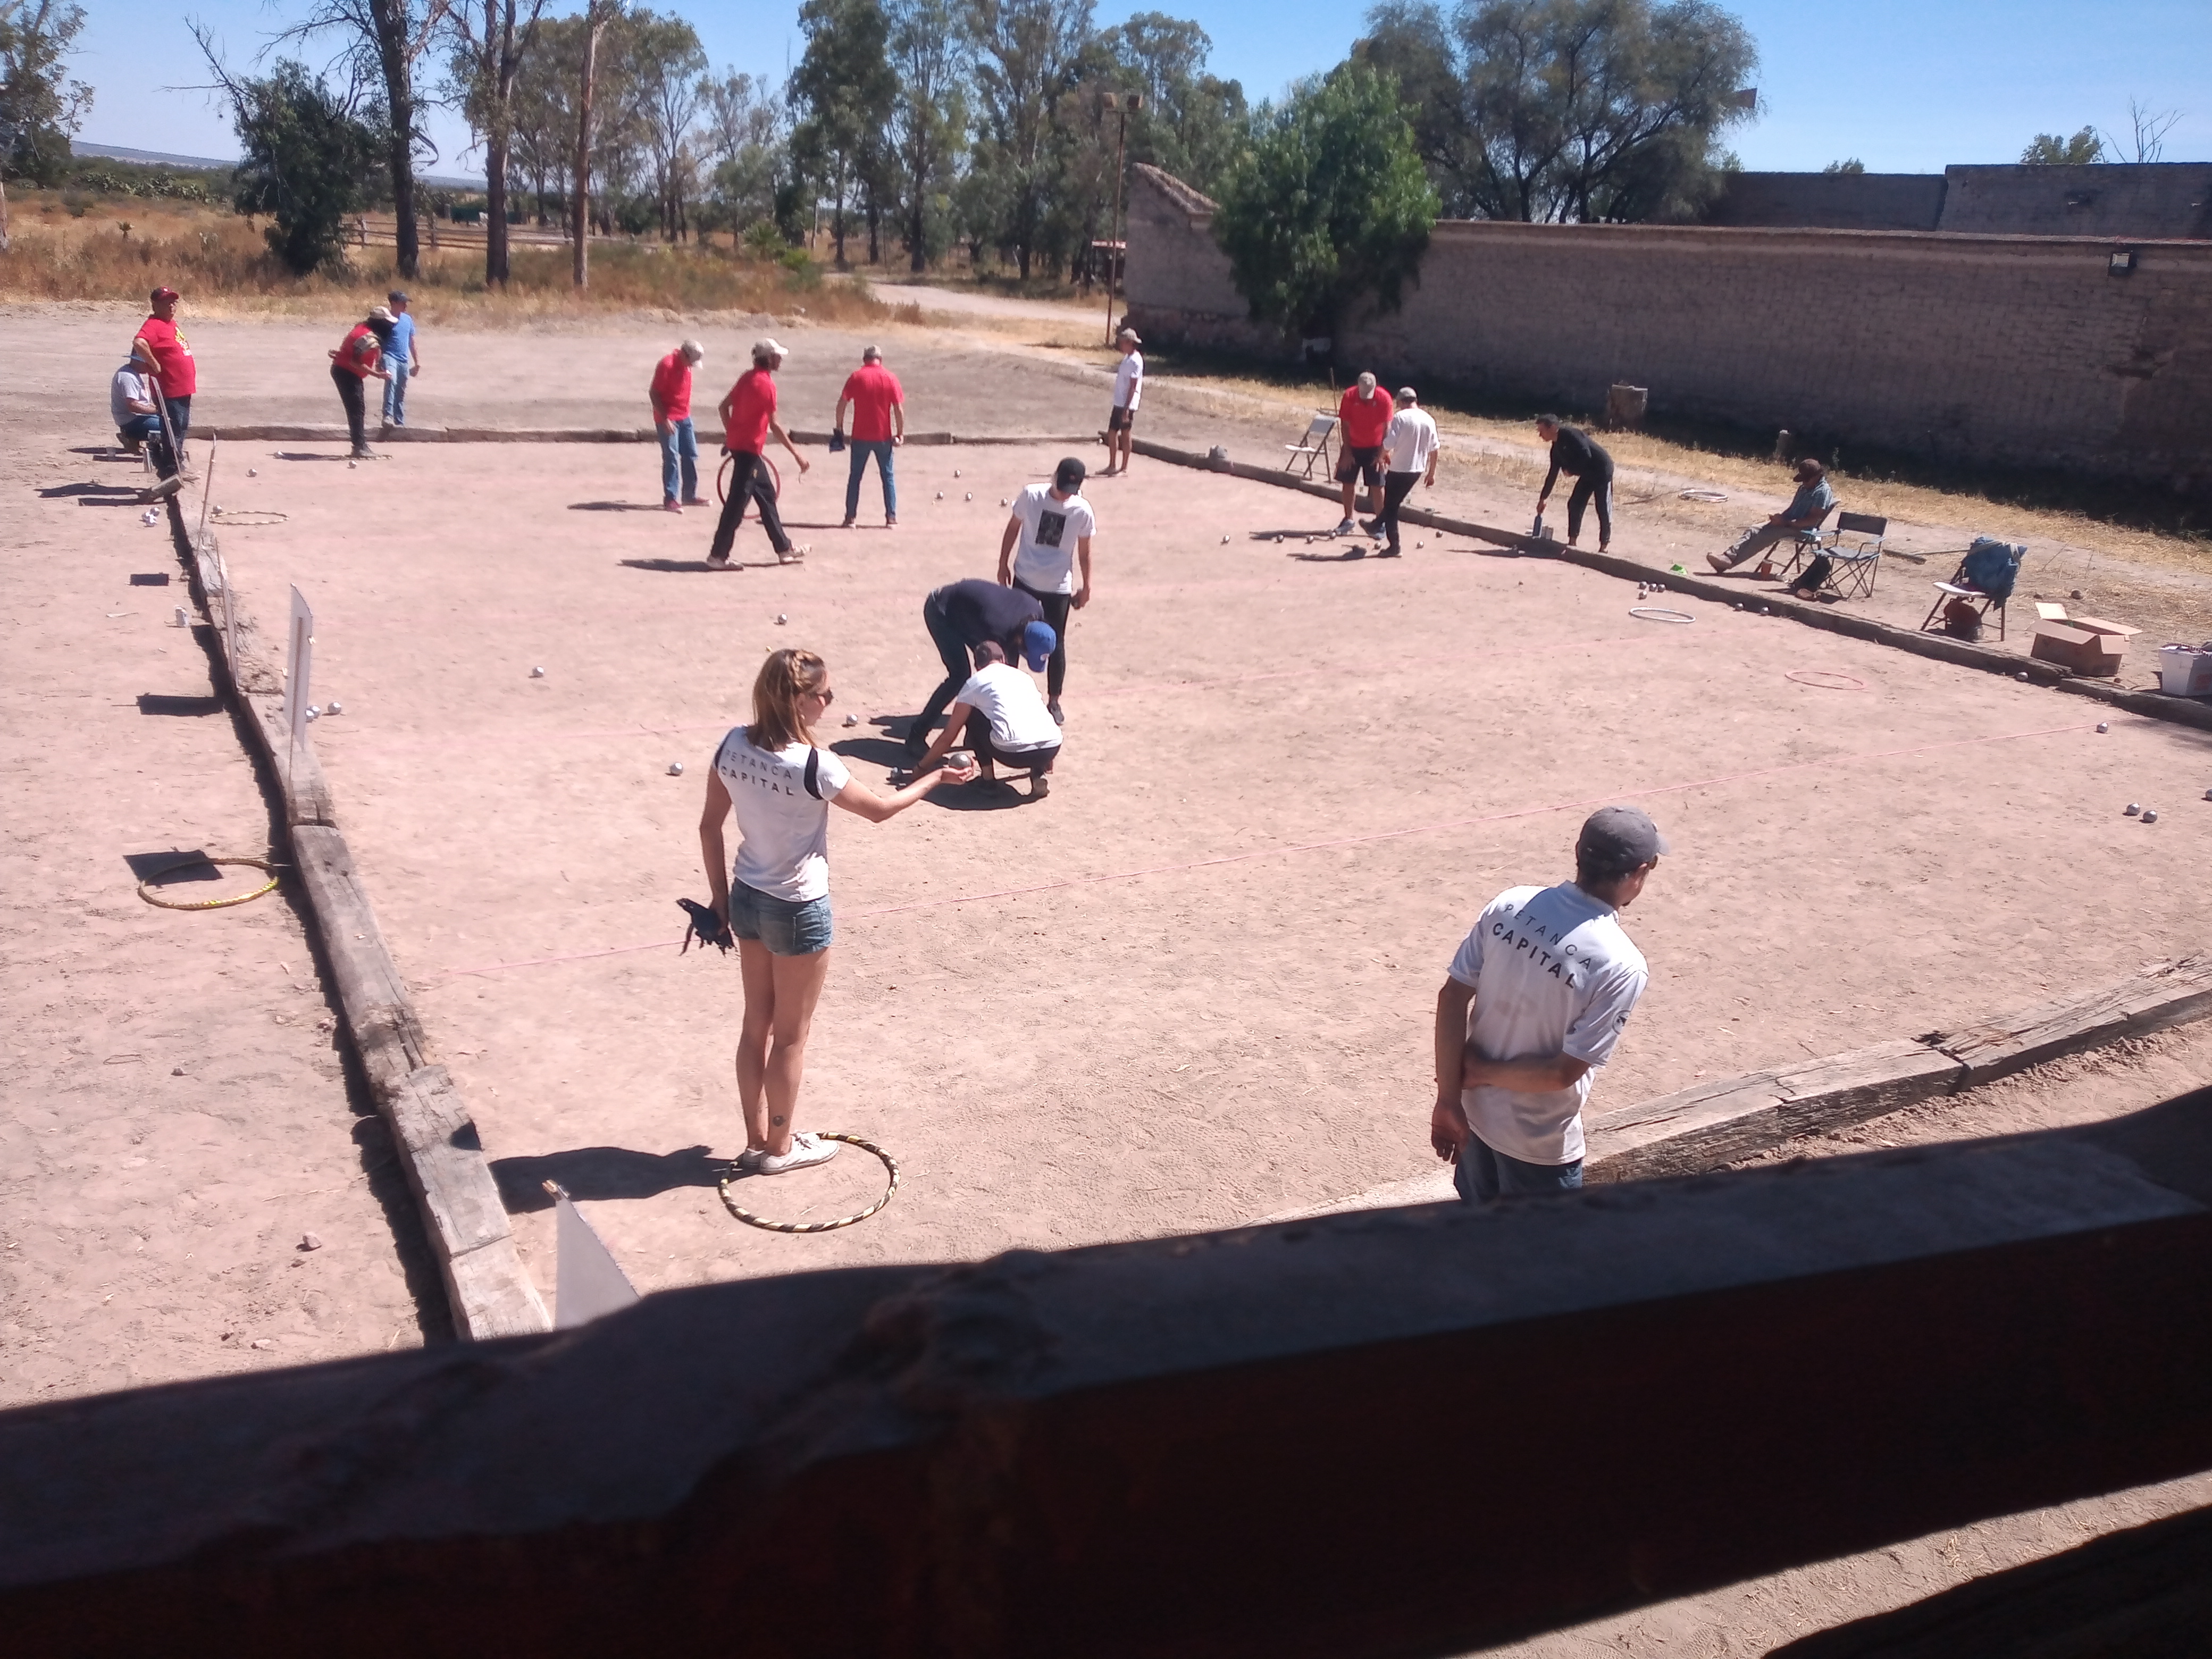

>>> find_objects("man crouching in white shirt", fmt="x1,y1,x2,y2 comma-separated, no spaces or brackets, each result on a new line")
1430,806,1664,1201
909,638,1063,801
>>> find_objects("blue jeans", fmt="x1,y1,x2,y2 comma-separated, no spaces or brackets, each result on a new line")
844,439,896,521
728,881,833,956
382,359,410,425
1454,1137,1585,1203
659,418,698,502
120,413,175,478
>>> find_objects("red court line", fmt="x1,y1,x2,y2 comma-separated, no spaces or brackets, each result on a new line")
433,719,2095,981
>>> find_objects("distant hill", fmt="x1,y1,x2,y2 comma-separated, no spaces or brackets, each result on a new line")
73,139,486,191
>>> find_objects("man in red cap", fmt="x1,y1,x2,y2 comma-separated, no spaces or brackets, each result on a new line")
131,286,197,472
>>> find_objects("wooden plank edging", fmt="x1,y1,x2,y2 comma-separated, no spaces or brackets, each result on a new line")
165,497,550,1340
1586,954,2212,1181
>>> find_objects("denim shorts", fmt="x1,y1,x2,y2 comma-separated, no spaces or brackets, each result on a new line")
728,881,833,956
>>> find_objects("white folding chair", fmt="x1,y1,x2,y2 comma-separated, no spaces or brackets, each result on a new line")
1283,413,1337,480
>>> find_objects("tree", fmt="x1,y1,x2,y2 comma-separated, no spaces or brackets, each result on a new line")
569,0,619,286
1212,61,1436,349
1355,0,1756,223
963,0,1092,277
789,0,897,266
506,13,577,222
2021,125,2104,165
624,11,705,238
0,0,90,248
446,0,550,283
1821,157,1863,174
202,49,383,274
2107,98,2182,165
274,0,454,278
1106,13,1248,197
701,68,784,237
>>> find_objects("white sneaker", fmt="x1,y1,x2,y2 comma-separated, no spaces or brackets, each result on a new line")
777,543,809,565
753,1132,839,1174
732,1147,768,1172
1334,518,1357,535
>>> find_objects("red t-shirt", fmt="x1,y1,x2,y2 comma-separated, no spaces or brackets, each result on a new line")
136,315,197,397
650,350,692,420
334,323,381,379
1338,386,1394,449
724,368,777,454
840,363,903,442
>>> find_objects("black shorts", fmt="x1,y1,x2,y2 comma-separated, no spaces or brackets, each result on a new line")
1107,405,1135,433
1336,445,1383,487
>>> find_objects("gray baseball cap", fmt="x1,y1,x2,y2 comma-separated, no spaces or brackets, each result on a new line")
1577,806,1669,873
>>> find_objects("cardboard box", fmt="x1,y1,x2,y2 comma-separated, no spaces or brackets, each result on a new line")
2029,606,2142,677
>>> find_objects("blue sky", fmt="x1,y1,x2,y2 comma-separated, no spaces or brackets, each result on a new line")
73,0,2211,179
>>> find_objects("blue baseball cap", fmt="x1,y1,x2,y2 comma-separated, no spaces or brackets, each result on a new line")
1022,621,1057,672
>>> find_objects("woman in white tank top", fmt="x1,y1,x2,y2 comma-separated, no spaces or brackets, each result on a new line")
699,649,973,1175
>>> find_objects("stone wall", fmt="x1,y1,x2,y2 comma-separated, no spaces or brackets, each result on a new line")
1941,163,2212,241
1125,165,2212,489
1706,171,1947,232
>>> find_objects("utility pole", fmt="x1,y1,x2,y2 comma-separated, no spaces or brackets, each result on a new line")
1100,90,1142,346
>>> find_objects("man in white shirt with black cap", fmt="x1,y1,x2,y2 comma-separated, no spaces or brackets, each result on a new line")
999,455,1096,726
1430,806,1664,1202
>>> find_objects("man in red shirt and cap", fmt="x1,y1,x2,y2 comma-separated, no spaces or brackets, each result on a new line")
1333,372,1393,537
709,338,809,569
834,344,904,529
131,286,197,473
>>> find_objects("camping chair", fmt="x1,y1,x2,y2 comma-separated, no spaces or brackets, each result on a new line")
1921,537,2022,641
1765,503,1840,582
1783,512,1887,601
1283,413,1337,480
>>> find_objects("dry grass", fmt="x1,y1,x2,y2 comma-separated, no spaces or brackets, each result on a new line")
0,192,891,330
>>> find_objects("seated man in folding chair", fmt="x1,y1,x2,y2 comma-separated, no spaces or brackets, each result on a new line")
1706,458,1834,575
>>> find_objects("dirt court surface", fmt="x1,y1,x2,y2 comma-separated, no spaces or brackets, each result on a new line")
195,437,2212,1298
0,440,444,1409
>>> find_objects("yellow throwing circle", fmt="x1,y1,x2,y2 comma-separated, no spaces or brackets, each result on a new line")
137,855,283,911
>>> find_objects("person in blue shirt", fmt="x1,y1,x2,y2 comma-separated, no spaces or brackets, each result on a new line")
380,290,424,431
1707,458,1836,574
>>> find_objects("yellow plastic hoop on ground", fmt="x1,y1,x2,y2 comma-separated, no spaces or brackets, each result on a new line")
137,855,283,911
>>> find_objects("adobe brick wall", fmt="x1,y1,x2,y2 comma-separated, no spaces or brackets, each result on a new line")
1125,165,2212,489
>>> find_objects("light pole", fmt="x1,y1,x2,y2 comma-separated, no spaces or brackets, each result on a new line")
1100,90,1143,346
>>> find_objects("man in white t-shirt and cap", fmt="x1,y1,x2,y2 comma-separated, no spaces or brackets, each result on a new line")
1359,384,1438,558
1101,326,1142,477
910,639,1062,800
1430,806,1664,1202
998,455,1096,726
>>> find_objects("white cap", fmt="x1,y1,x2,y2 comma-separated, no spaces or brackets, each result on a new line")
751,337,787,365
1356,371,1377,397
680,339,704,363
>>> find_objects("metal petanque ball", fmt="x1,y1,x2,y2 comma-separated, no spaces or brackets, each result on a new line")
1220,534,1230,544
2125,802,2141,816
2203,786,2212,802
2142,809,2159,824
2097,722,2109,733
935,491,944,500
965,492,973,501
953,469,961,479
348,460,357,470
247,467,258,477
842,713,858,727
776,613,787,625
530,666,545,678
667,761,684,776
326,700,343,715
